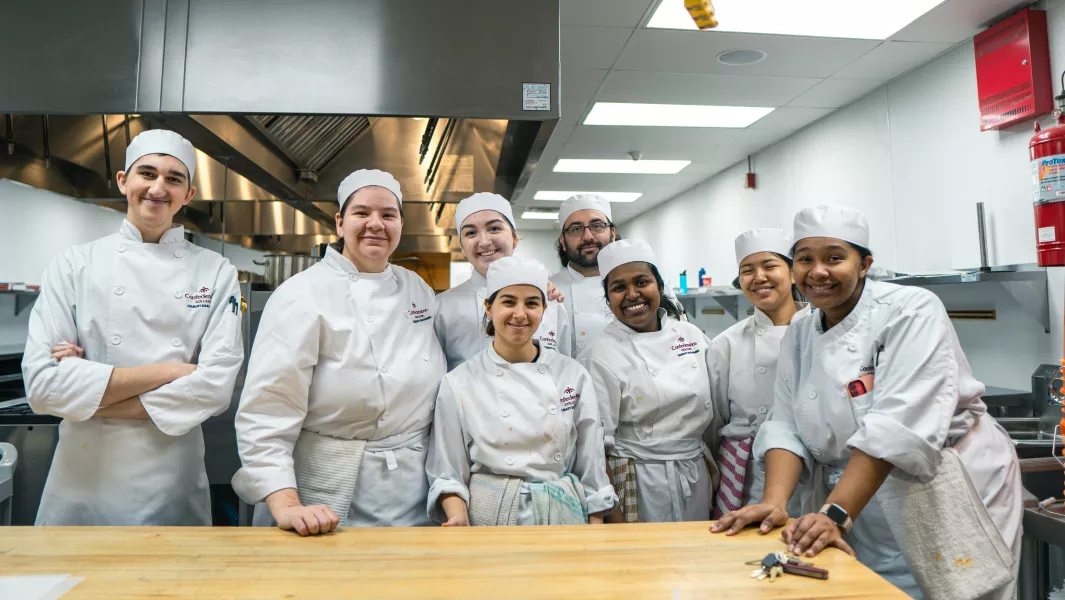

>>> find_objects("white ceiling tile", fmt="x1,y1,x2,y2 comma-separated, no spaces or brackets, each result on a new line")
597,70,820,107
559,68,608,127
747,106,834,131
831,41,955,80
561,26,634,70
890,0,1033,43
615,30,880,77
786,78,884,108
560,0,655,28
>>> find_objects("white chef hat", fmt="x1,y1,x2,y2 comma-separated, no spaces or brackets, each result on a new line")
124,129,197,180
793,205,870,249
734,228,793,266
454,192,516,230
337,169,403,207
558,194,612,228
486,256,549,297
597,239,657,279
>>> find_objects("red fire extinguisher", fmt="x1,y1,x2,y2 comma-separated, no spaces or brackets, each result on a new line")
1031,104,1065,266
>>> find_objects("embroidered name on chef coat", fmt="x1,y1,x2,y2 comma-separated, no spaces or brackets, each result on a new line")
540,329,558,351
671,336,700,358
406,302,432,323
559,386,579,412
186,286,213,309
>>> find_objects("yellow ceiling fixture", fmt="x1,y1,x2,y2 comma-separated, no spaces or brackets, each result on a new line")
684,0,718,30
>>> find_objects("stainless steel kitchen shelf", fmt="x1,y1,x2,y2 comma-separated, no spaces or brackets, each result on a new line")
0,290,39,317
674,288,746,320
889,264,1050,333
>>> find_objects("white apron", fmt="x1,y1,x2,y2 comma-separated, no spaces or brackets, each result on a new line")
22,220,244,525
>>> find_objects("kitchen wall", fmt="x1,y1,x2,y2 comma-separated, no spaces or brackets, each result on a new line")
446,230,563,289
621,0,1065,390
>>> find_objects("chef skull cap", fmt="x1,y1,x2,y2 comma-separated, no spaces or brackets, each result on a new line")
337,169,403,208
486,256,549,298
793,205,870,250
454,193,516,231
734,228,794,266
597,239,657,280
558,194,612,228
124,129,197,180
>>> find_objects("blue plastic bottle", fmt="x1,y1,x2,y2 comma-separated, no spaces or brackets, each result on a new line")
679,270,688,294
697,268,707,288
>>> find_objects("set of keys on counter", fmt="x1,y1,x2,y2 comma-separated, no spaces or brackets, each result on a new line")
746,552,830,582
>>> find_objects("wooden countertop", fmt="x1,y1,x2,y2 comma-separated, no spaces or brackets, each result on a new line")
0,522,906,599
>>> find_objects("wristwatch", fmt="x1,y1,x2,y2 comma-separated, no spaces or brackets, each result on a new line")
819,503,853,535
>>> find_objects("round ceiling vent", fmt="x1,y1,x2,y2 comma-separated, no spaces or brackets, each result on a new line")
717,49,767,66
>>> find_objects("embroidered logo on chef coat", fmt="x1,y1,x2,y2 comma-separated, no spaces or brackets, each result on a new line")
406,302,432,323
559,386,579,412
539,329,558,351
671,336,700,357
185,286,213,309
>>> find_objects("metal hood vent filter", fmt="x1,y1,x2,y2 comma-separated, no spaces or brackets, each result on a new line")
250,115,370,175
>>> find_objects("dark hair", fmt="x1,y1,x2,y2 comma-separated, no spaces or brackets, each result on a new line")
555,225,618,268
771,252,805,302
788,241,873,281
331,190,405,253
482,288,547,336
600,262,683,323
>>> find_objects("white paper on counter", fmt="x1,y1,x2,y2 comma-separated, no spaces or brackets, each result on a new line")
0,575,84,600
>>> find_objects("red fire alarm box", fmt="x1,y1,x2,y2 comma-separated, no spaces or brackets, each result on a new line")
974,8,1052,131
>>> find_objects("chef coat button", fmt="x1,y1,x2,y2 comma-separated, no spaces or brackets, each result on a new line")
174,250,184,258
848,343,857,352
506,457,515,466
756,328,766,336
348,274,359,282
554,453,563,462
380,412,388,421
807,391,817,399
171,338,181,347
496,369,504,377
173,290,182,299
758,406,768,415
380,365,388,373
650,369,658,378
116,244,127,253
430,403,435,410
757,366,767,374
422,354,429,361
812,449,822,457
501,409,510,418
704,401,711,408
366,316,375,323
538,366,547,374
477,291,486,299
577,342,586,350
549,406,557,415
114,286,125,296
691,360,698,369
110,335,122,345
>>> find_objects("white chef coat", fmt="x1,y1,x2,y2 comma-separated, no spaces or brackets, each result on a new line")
22,219,243,526
706,303,809,511
756,280,1021,597
579,312,716,522
231,246,445,527
426,345,616,524
435,270,573,371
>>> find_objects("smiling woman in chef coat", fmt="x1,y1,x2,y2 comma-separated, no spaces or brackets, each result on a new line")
579,239,716,523
706,229,809,518
426,256,616,526
435,192,571,371
712,206,1022,599
231,169,446,535
21,130,244,526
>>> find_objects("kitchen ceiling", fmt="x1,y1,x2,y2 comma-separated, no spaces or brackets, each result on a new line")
515,0,1033,230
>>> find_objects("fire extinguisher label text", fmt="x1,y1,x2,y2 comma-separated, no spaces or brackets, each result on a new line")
1033,153,1065,202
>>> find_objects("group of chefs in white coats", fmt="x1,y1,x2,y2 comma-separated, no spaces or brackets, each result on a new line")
20,129,1022,597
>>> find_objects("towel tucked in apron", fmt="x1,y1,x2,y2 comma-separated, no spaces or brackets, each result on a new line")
613,436,718,522
468,473,588,526
291,427,430,524
608,456,639,523
712,436,752,518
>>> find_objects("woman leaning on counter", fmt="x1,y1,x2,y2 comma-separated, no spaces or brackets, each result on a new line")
712,205,1021,599
231,169,446,535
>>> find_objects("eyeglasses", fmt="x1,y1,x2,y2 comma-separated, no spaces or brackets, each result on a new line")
563,221,612,238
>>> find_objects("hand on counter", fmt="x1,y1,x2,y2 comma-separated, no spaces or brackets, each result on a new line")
266,488,339,536
710,502,788,535
783,513,855,558
439,494,469,527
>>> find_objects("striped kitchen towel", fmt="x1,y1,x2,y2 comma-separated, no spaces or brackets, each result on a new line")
712,437,752,519
608,456,639,523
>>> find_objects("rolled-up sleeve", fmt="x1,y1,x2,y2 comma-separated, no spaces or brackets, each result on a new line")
22,254,113,421
846,303,958,482
579,355,621,453
425,377,472,523
141,263,244,436
571,367,618,515
753,329,814,481
230,290,318,504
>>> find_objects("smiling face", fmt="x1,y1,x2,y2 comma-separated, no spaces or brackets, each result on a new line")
605,262,661,333
792,237,873,314
485,284,545,347
116,154,195,231
335,186,403,272
459,210,518,277
559,209,615,270
739,251,795,314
